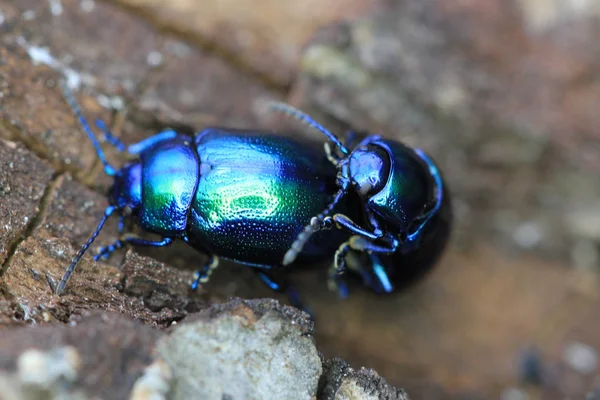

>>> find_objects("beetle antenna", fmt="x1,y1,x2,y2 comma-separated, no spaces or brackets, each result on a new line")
60,81,116,176
282,187,347,266
268,102,349,156
53,205,116,295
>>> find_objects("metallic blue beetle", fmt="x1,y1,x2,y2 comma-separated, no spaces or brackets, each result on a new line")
51,84,351,308
52,83,449,307
271,105,448,289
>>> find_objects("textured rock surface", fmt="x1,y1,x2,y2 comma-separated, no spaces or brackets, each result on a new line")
319,358,410,400
109,0,387,86
0,121,209,327
291,0,600,264
0,139,54,267
0,299,395,400
0,313,161,399
137,38,282,129
157,298,322,400
0,40,106,178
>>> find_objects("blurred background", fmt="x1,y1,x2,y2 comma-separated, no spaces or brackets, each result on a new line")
2,0,600,398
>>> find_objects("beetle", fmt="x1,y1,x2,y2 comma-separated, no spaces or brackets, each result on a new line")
270,104,448,290
51,82,449,307
50,83,352,310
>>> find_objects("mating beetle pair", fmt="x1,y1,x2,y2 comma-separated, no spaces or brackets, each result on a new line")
51,82,450,307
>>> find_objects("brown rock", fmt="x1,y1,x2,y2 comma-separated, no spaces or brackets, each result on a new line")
34,174,120,262
9,0,164,94
0,312,162,399
0,139,54,267
319,358,410,400
0,172,210,327
0,42,108,177
156,298,320,400
291,1,600,259
1,232,206,327
121,250,207,314
137,39,281,129
108,0,385,86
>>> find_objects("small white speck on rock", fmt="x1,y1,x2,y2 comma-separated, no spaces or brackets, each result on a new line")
18,347,81,386
564,342,598,374
80,0,95,12
146,51,163,67
513,221,543,249
48,0,63,16
500,388,527,400
22,10,36,21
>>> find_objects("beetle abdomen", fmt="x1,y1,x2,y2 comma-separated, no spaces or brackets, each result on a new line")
186,129,337,265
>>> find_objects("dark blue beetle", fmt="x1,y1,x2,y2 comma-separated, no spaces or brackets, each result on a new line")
51,84,351,308
52,83,450,307
270,104,448,290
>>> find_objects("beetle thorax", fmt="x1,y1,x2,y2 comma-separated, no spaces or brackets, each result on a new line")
111,162,142,210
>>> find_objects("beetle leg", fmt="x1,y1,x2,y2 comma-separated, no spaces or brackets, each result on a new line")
324,142,340,164
254,270,314,319
190,254,220,290
94,116,185,157
363,253,394,294
117,213,126,233
353,252,394,294
328,214,382,240
328,239,353,297
331,250,393,296
408,149,444,243
327,265,349,299
329,235,398,295
52,205,117,295
60,81,116,176
126,130,182,155
94,236,173,261
95,119,126,152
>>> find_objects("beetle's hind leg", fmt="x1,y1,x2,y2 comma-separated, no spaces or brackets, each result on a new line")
95,236,174,260
190,254,220,291
255,270,314,319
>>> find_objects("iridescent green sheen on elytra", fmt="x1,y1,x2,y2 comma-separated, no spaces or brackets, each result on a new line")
185,128,341,266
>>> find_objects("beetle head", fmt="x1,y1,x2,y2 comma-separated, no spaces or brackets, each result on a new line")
110,162,142,211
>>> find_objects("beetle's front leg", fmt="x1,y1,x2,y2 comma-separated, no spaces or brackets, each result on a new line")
328,235,398,297
324,213,383,240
